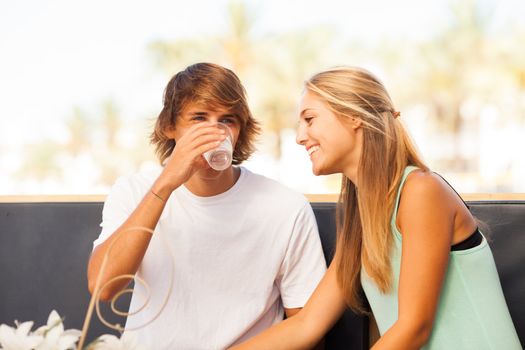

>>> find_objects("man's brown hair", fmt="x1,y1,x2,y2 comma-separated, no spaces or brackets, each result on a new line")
151,62,261,164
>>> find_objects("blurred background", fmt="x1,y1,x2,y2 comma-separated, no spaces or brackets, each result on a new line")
1,0,524,195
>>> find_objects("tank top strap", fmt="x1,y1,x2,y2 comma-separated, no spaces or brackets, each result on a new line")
432,172,470,211
390,166,420,227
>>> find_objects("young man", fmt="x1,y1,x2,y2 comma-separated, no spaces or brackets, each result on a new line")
87,63,326,349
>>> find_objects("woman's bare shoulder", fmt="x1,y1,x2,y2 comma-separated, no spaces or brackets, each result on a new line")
402,169,448,199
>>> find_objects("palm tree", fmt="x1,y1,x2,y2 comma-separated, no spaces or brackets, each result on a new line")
403,0,496,170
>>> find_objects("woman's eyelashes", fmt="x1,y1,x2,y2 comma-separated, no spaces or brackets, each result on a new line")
304,115,315,125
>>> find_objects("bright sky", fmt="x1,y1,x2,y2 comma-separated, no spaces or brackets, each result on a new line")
0,0,453,143
2,0,521,141
1,0,523,193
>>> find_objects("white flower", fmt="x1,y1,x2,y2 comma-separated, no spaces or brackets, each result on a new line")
0,310,143,350
0,321,43,350
86,332,143,350
33,310,81,350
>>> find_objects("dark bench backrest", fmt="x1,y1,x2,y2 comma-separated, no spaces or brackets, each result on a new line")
0,201,523,348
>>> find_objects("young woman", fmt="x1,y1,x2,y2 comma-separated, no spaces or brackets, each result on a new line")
231,67,521,349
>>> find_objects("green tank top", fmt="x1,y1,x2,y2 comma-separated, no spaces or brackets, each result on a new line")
361,166,522,349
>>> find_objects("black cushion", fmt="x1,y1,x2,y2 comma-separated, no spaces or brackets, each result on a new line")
0,200,523,348
0,202,126,343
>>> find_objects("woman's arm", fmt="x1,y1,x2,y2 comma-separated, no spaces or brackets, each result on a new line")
230,260,347,350
372,171,457,349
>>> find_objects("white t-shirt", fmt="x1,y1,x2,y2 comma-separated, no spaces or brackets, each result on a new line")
94,167,326,350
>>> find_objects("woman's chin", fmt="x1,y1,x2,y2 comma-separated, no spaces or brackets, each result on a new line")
312,162,337,176
312,164,326,176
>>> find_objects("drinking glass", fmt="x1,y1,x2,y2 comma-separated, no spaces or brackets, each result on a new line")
203,123,233,171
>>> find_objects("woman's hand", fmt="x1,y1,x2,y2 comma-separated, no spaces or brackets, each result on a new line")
229,261,347,350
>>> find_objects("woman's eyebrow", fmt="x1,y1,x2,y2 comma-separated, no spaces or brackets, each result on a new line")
300,108,314,117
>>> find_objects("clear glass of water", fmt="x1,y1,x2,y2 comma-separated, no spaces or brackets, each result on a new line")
203,123,233,171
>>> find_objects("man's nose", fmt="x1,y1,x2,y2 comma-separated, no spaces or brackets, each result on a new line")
209,116,221,124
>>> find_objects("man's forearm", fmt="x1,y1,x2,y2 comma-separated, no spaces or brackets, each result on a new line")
87,181,174,300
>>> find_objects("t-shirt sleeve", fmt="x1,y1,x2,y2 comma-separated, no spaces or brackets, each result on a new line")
276,202,327,309
93,176,136,248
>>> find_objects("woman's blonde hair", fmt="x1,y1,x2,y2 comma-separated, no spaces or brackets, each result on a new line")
305,66,428,313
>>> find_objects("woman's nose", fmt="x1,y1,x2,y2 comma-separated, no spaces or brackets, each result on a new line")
296,124,307,145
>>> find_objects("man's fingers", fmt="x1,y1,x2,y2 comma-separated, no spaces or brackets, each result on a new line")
185,133,226,151
195,140,223,157
185,123,226,142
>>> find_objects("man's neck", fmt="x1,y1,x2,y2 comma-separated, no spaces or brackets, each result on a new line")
183,166,241,197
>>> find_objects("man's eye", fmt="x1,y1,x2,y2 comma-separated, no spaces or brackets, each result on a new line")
220,118,235,124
